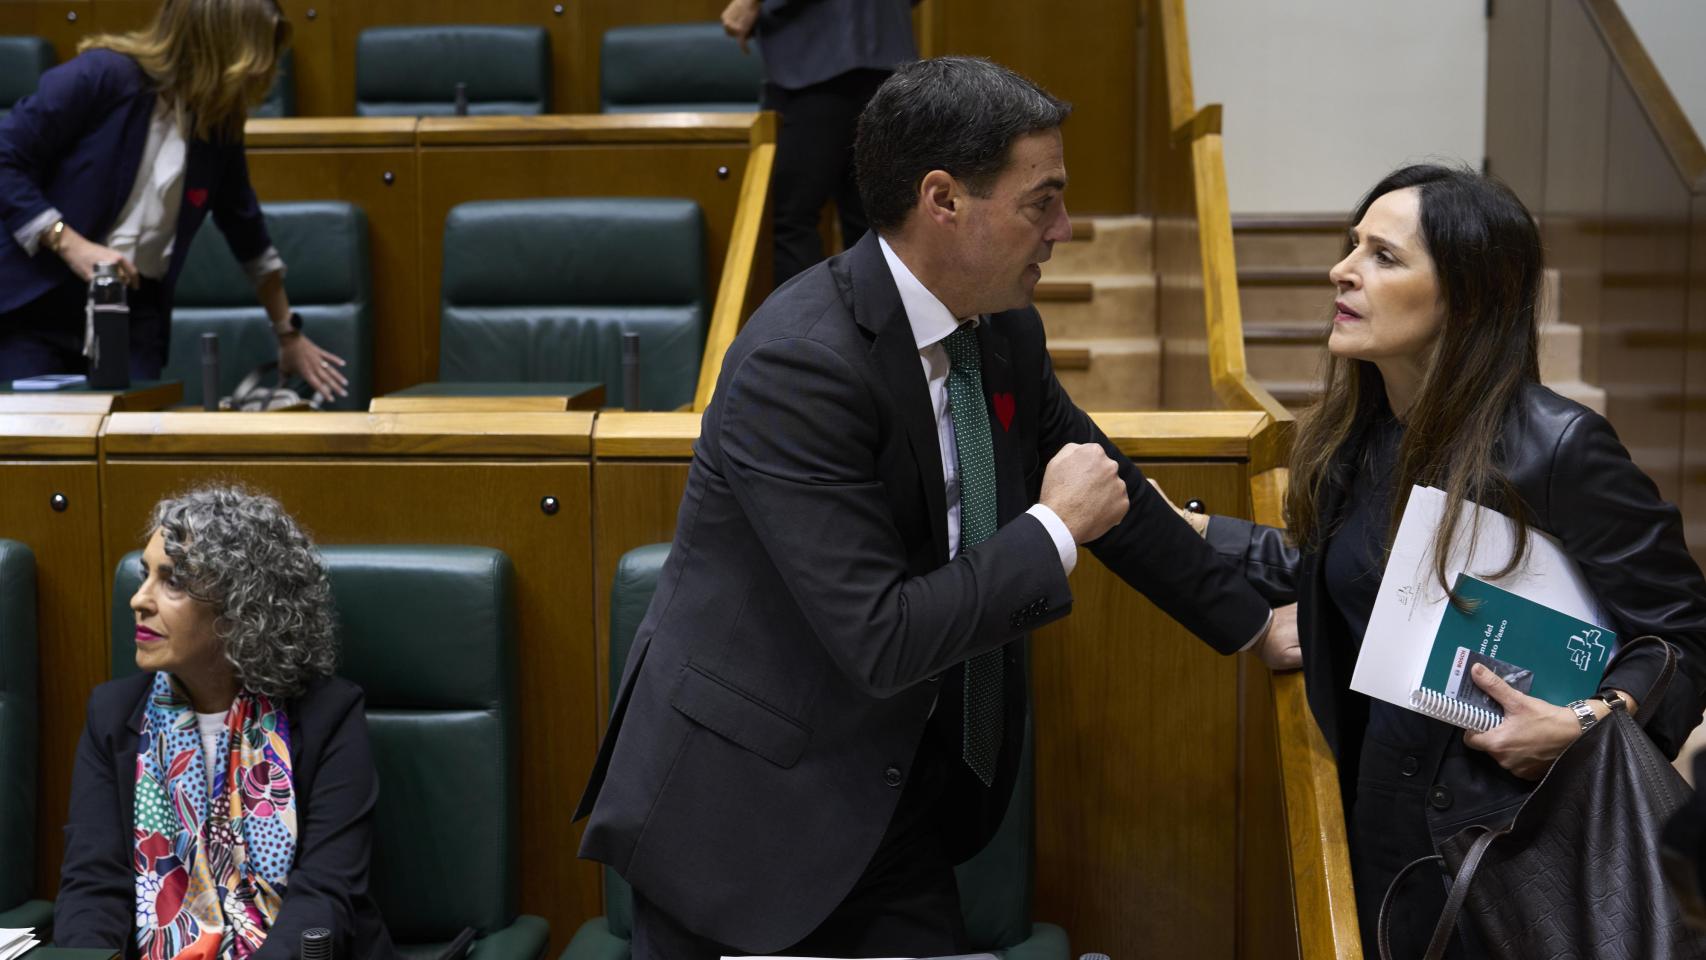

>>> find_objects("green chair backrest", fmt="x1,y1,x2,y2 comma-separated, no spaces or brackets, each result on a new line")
112,545,521,947
170,201,373,410
0,540,37,912
599,23,762,114
0,36,53,114
602,544,1039,950
439,198,706,411
250,47,295,118
355,26,549,116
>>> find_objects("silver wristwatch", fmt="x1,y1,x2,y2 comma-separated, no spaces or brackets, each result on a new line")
1567,699,1598,731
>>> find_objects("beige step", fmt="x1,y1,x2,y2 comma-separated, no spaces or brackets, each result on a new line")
1240,321,1588,387
1538,321,1582,383
1239,274,1334,327
1157,339,1220,411
1049,215,1153,277
1232,214,1345,270
1034,275,1157,339
1544,378,1606,415
1047,336,1161,411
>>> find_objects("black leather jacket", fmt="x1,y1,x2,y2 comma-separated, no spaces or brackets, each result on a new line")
1209,383,1706,839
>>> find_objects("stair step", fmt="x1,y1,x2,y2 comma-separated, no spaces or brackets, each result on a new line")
1049,215,1153,277
1238,267,1326,287
1035,280,1094,302
1048,337,1161,411
1231,214,1346,233
1036,275,1155,339
1232,214,1345,273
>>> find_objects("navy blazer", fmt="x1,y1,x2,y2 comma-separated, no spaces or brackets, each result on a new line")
576,230,1273,951
0,49,271,315
54,672,399,960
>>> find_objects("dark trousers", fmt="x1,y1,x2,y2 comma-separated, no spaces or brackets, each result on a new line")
762,69,890,288
0,278,169,381
632,720,970,960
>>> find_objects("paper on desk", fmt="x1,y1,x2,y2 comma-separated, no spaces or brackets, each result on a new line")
1350,485,1610,712
0,929,38,960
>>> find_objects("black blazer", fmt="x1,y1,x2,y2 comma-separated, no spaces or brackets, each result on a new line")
54,672,398,960
575,230,1272,951
1208,383,1706,837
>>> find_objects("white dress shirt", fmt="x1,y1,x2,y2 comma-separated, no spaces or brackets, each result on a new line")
877,236,1078,574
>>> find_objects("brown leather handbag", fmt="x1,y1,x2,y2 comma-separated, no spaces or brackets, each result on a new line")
1379,636,1706,960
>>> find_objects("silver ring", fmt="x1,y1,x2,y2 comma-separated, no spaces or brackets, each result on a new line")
320,360,330,368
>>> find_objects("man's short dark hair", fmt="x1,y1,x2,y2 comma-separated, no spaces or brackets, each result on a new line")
854,57,1072,234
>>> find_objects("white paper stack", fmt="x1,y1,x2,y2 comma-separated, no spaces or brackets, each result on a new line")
0,928,38,960
1349,485,1609,715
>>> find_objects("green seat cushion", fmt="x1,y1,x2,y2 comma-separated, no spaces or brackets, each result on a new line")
112,546,523,945
559,916,629,960
356,26,549,116
0,36,54,110
250,48,295,118
0,540,37,914
599,23,761,113
439,199,705,411
169,201,372,410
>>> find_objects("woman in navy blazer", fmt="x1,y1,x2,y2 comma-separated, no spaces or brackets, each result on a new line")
56,486,397,959
0,0,347,398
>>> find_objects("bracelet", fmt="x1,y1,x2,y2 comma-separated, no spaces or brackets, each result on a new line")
1567,699,1599,732
42,219,66,254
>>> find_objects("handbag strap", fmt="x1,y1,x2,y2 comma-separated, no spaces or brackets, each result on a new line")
1620,635,1679,728
1378,828,1501,960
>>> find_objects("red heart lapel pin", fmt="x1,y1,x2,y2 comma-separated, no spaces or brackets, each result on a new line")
992,392,1015,432
185,187,209,209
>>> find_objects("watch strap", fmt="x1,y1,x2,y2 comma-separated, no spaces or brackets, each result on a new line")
1568,699,1598,731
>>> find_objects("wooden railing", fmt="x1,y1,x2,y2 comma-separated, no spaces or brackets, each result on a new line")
1147,2,1360,957
697,112,776,410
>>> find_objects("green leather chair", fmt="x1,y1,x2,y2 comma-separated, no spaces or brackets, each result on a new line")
436,198,706,411
0,36,53,118
0,541,50,933
561,545,1070,960
169,201,373,410
112,546,548,959
599,23,761,114
251,48,295,118
356,26,550,116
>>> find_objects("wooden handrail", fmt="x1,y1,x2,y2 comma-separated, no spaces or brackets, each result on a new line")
1251,467,1362,960
695,113,778,411
1581,0,1706,193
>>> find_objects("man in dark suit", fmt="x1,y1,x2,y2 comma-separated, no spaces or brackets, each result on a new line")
576,56,1296,959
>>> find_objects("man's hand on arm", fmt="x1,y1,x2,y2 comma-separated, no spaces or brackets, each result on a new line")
1037,442,1130,544
1251,602,1301,671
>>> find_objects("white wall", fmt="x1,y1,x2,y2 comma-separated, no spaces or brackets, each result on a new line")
1186,1,1488,214
1617,0,1706,142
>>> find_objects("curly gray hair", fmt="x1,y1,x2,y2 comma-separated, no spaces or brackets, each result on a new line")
147,485,336,700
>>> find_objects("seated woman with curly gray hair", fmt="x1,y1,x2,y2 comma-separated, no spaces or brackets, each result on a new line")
54,486,398,959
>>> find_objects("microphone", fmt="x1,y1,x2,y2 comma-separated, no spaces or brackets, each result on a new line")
622,331,642,411
453,81,469,116
200,332,220,411
299,926,332,960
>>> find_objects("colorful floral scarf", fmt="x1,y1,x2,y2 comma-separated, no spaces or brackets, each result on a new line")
133,672,297,959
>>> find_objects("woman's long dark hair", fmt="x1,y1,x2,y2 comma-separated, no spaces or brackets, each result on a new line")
1285,164,1543,596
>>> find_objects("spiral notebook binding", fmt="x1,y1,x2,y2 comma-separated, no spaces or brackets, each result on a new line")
1409,687,1503,733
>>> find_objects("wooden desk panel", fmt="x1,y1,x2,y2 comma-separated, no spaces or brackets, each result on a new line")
1030,461,1251,959
2,460,105,899
589,460,690,723
245,146,424,394
416,143,748,380
0,1,90,65
101,457,601,953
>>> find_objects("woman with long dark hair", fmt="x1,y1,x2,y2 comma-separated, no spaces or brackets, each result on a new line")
1165,164,1706,955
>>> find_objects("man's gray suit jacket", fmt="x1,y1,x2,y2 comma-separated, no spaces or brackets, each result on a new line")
575,231,1272,951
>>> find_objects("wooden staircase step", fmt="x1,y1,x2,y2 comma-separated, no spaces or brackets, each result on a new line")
1231,214,1346,234
1034,280,1095,302
1238,267,1327,287
1243,322,1326,346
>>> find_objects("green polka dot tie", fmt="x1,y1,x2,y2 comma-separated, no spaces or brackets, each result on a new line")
943,324,1002,787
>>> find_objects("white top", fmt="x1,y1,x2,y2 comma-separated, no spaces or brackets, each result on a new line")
196,709,228,791
105,98,187,280
15,99,285,285
876,235,1076,574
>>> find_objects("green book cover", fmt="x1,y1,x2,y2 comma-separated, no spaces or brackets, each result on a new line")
1414,574,1614,727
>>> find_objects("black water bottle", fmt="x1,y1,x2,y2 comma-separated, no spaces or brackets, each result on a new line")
453,81,469,116
86,261,130,389
622,331,641,411
200,332,220,411
300,926,332,960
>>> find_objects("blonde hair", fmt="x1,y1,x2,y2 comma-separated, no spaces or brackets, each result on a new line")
80,0,290,142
